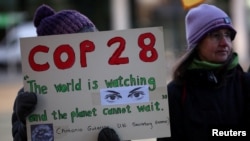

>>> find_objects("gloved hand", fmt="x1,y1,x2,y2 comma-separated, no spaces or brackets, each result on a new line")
12,88,37,141
98,127,121,141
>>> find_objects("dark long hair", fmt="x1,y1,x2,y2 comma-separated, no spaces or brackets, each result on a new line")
172,48,197,83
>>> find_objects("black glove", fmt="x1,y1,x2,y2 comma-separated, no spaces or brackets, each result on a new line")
12,88,37,141
98,127,120,141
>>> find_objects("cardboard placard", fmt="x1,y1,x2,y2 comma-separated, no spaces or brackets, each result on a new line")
20,27,170,141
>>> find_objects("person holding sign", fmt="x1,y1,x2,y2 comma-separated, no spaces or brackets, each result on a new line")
158,4,250,141
11,4,120,141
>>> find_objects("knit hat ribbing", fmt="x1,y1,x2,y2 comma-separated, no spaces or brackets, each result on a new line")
185,4,237,50
34,4,97,36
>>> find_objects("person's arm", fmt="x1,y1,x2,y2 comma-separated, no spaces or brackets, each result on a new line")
12,88,37,141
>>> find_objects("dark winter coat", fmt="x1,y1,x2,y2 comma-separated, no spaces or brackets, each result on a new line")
158,65,250,141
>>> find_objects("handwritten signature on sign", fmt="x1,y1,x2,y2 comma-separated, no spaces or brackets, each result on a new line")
181,0,205,10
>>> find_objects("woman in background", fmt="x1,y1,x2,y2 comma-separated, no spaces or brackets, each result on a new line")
158,4,250,141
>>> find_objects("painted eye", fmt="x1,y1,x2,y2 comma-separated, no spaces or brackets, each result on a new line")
104,91,122,103
128,91,145,101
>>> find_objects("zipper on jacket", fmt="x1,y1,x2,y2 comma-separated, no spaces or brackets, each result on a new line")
208,71,218,84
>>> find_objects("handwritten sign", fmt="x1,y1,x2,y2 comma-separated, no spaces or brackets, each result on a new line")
20,27,170,141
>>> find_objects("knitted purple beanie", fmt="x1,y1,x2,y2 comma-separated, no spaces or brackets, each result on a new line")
34,4,97,36
185,4,237,50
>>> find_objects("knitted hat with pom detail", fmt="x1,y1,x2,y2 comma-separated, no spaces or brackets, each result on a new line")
34,4,97,36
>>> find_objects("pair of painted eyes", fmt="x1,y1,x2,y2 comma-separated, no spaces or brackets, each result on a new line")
105,90,145,103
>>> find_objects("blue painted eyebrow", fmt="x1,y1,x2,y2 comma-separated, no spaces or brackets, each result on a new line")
105,90,120,95
129,87,142,93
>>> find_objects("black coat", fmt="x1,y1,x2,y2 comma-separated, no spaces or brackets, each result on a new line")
158,65,250,141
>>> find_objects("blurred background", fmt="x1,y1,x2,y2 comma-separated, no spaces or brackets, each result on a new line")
1,0,250,140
